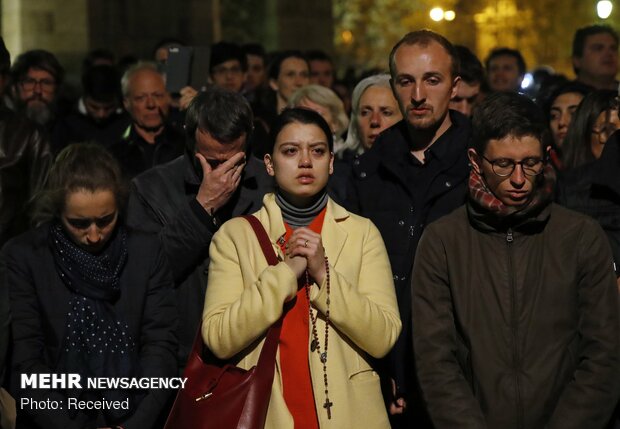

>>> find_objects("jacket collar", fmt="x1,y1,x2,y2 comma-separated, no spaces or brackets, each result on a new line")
256,193,350,266
358,110,470,198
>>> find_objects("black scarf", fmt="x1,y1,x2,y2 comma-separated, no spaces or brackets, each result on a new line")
49,223,139,423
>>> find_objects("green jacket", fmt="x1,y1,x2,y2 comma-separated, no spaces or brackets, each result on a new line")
412,202,620,429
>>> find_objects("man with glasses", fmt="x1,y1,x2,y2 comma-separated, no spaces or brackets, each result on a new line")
209,41,247,94
412,92,619,428
7,49,64,127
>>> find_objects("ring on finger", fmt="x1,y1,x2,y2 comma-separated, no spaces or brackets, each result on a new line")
304,239,309,248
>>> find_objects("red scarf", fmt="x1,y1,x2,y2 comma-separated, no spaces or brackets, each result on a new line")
278,208,327,429
468,163,556,219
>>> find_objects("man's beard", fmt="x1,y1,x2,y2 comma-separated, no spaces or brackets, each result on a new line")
21,97,54,126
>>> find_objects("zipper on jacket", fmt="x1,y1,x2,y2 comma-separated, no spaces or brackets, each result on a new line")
506,228,523,429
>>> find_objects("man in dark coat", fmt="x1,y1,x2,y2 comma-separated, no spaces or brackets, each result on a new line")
109,62,184,179
126,87,274,368
412,92,619,429
0,106,52,247
346,30,470,427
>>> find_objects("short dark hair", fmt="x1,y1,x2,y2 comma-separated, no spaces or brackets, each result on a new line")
485,48,526,76
10,49,64,87
34,143,126,224
471,92,549,155
209,41,248,74
572,25,619,74
389,30,459,79
454,45,484,85
82,48,116,72
82,64,121,103
305,50,333,65
572,24,619,58
268,50,307,81
268,107,334,154
242,43,266,62
562,89,618,168
184,86,254,151
541,80,592,121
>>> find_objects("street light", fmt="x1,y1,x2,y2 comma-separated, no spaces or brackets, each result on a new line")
444,10,456,21
598,0,613,19
430,7,444,22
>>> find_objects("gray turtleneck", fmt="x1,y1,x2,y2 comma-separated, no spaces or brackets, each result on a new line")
275,190,328,228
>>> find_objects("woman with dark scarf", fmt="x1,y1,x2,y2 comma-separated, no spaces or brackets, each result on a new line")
1,143,177,429
202,108,401,428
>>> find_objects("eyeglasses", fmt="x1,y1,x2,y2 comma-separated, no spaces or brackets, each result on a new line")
481,155,545,177
20,77,56,91
64,213,117,230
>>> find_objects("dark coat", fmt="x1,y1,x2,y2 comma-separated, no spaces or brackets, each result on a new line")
345,111,471,398
108,124,185,180
51,109,130,154
557,131,620,276
1,225,178,429
126,153,275,368
412,203,620,429
0,108,52,248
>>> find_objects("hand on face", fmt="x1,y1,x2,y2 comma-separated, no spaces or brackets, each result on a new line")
284,227,327,284
195,151,246,214
178,86,198,111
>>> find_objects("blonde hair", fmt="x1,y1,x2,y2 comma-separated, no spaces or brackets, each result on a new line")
288,84,349,139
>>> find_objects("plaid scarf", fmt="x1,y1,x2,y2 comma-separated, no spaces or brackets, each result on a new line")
468,163,556,228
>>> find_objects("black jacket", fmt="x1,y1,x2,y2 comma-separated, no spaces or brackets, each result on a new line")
51,109,130,154
346,111,471,397
108,124,185,180
1,226,178,429
126,153,275,367
412,202,619,429
557,132,620,276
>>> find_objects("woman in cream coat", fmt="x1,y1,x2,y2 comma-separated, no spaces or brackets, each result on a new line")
202,108,401,428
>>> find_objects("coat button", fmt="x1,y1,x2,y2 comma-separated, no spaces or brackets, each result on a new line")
393,275,399,281
353,159,360,166
398,220,405,226
445,181,452,187
359,171,367,178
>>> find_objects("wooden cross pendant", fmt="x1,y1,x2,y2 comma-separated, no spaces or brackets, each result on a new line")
323,398,333,419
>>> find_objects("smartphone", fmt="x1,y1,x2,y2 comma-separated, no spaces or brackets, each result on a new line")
165,46,193,94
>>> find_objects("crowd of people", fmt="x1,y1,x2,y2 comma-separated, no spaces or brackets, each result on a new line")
0,21,618,429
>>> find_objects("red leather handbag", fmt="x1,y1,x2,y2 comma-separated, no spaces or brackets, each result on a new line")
164,215,281,429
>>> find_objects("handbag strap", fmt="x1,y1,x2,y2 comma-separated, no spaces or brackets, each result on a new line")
242,215,279,266
241,215,282,371
187,215,283,368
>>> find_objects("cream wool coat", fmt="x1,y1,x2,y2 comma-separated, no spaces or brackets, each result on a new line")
202,193,401,428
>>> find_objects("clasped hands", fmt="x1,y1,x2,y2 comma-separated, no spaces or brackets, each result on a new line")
284,228,327,286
